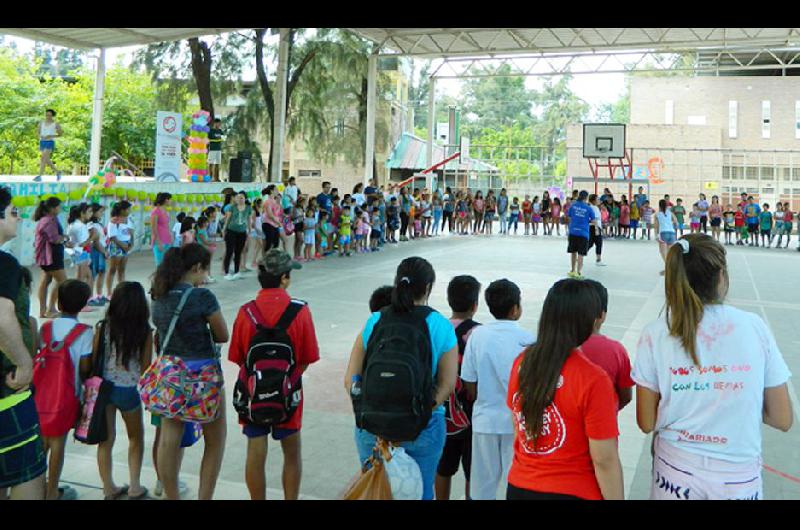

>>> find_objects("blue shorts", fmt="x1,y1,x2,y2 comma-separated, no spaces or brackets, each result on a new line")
339,235,351,245
630,220,639,229
153,243,167,266
90,249,106,275
109,385,140,412
73,250,91,266
39,140,55,152
243,424,298,440
660,231,677,245
355,234,364,241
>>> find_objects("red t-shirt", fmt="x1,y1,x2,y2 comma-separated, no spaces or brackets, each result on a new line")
506,351,619,500
579,335,634,392
522,201,532,214
734,211,745,227
228,288,320,430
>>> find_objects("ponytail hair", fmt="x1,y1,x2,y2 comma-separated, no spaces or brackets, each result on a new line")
111,200,131,218
664,234,728,366
518,279,599,441
658,199,668,213
68,203,89,224
34,197,61,221
391,256,435,313
150,243,211,300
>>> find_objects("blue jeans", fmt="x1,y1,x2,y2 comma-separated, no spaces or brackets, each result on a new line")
354,413,446,500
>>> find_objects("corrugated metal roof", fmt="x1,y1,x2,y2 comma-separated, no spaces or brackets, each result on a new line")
0,28,242,49
386,132,498,173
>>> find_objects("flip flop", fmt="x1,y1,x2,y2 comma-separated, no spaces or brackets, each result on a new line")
104,485,129,500
57,485,78,500
126,487,148,500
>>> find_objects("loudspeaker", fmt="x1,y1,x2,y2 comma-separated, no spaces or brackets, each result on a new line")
229,153,253,183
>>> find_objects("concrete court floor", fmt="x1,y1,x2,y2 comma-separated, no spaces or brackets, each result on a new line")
35,230,800,500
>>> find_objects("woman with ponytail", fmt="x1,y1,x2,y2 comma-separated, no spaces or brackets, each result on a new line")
633,234,793,500
34,197,70,318
345,257,458,500
506,279,623,500
148,244,229,500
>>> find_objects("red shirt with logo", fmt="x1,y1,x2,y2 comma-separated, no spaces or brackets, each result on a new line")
506,350,619,500
228,288,320,430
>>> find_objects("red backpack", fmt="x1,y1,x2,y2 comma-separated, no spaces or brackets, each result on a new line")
33,321,89,437
444,319,480,436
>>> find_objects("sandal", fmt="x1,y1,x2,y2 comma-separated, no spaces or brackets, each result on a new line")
57,485,78,500
126,486,148,500
104,485,129,500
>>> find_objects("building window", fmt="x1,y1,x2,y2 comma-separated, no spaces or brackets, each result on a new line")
664,100,674,125
762,100,770,139
298,169,321,178
728,101,737,138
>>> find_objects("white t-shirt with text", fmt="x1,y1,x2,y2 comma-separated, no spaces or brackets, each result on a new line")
632,305,791,463
461,320,535,434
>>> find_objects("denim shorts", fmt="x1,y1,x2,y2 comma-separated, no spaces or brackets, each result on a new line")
90,249,106,275
660,231,677,245
110,385,141,413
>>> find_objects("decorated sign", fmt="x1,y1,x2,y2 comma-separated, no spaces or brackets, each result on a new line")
155,111,183,182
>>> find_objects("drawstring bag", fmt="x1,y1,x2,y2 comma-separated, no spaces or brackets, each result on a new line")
74,321,114,444
138,288,223,424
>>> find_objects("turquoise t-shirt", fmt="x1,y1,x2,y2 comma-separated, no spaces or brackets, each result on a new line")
760,211,773,230
361,307,457,416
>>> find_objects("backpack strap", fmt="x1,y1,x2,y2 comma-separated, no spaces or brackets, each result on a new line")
160,287,194,354
454,319,480,356
39,321,54,348
61,323,90,350
276,299,306,331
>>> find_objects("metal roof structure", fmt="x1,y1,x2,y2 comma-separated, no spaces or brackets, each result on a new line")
386,132,498,173
0,28,241,49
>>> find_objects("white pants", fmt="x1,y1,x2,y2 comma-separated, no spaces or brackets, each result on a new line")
469,432,514,500
651,438,762,500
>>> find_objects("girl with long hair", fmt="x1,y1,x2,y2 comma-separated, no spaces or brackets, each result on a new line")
87,204,110,306
221,191,251,281
653,199,679,276
472,191,485,234
507,279,623,500
150,244,229,500
247,198,265,269
82,281,153,499
34,197,70,318
105,200,133,298
633,234,792,500
67,203,93,301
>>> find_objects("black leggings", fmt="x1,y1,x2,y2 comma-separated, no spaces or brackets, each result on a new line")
223,230,247,274
506,483,582,500
262,223,280,252
400,211,410,237
443,210,454,232
588,228,603,257
700,215,708,234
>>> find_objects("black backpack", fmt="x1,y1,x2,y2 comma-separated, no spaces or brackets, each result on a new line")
355,305,434,442
232,299,305,425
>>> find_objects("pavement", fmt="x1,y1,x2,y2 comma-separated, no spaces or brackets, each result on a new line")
27,230,800,500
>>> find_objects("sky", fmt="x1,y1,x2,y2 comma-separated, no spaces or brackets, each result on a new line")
4,33,627,110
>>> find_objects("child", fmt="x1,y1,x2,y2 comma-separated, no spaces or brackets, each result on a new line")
195,216,217,284
386,197,399,243
368,285,394,313
413,210,422,239
461,279,534,500
531,196,541,236
435,275,482,501
600,204,610,237
172,212,186,248
745,197,761,246
759,203,772,247
339,206,352,257
689,203,701,235
432,195,443,237
522,195,532,235
87,204,109,307
204,207,219,241
672,198,686,237
316,211,330,258
303,208,317,261
551,198,562,236
179,216,196,247
619,198,630,239
292,197,306,260
641,201,654,240
610,200,620,238
779,203,793,249
629,200,640,240
772,203,784,247
579,280,634,410
67,203,93,305
509,197,520,235
734,205,746,246
247,200,265,269
83,281,152,500
420,194,432,237
358,208,370,253
36,279,93,500
370,206,382,252
723,204,736,246
105,201,133,298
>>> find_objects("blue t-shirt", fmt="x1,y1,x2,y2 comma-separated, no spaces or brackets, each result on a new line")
745,203,761,224
568,201,595,239
635,194,648,209
361,308,457,416
316,193,333,213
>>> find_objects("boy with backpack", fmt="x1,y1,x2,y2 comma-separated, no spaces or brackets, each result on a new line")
435,275,482,501
228,249,320,500
461,279,534,500
33,279,93,500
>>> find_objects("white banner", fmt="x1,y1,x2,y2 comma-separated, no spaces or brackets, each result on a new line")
155,111,182,182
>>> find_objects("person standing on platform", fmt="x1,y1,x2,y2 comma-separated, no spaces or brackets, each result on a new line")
34,109,62,183
207,118,224,182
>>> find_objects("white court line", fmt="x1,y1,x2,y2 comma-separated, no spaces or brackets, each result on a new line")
741,254,800,424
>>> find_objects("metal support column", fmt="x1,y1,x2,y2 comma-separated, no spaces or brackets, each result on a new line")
426,76,436,168
88,48,106,177
363,53,378,186
271,28,290,183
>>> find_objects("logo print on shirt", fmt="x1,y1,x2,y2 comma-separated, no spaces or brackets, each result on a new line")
512,392,566,455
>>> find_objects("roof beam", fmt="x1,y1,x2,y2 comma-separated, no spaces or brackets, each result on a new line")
0,28,99,49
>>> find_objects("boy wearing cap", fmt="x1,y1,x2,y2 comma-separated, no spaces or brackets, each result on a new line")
228,249,320,500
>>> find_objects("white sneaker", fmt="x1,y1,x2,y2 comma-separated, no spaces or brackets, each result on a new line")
596,261,607,267
224,274,235,281
206,276,217,284
231,272,241,280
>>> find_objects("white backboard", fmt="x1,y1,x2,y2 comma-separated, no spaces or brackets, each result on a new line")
583,123,626,158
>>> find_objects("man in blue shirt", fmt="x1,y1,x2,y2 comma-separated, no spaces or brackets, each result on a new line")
635,186,648,210
567,190,596,279
316,181,333,215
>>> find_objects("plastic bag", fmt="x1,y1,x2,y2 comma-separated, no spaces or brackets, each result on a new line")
343,439,393,500
384,445,423,500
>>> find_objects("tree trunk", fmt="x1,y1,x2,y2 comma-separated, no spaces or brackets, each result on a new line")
188,38,214,119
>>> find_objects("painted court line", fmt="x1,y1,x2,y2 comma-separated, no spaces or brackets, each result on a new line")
763,464,800,485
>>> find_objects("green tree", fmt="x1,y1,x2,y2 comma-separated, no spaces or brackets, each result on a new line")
461,64,535,136
532,76,589,175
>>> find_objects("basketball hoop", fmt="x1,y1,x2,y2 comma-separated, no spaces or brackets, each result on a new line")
582,123,632,197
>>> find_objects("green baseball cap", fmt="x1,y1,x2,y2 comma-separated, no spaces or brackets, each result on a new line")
258,248,302,275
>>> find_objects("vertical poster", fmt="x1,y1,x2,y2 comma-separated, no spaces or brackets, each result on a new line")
155,111,182,182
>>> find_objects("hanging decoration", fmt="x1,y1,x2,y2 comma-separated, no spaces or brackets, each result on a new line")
187,110,211,183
